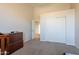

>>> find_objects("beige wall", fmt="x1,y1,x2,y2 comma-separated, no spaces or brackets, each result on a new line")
33,3,73,22
32,3,73,39
0,4,33,42
32,3,79,48
74,4,79,48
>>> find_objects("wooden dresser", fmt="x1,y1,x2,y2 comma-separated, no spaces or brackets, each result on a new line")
0,32,23,55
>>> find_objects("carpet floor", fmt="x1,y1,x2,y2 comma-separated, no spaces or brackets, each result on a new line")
12,39,79,55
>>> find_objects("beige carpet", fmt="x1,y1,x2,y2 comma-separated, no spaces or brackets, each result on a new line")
12,40,79,55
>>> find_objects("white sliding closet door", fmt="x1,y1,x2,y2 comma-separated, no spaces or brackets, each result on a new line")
40,9,75,46
45,16,66,43
40,16,46,41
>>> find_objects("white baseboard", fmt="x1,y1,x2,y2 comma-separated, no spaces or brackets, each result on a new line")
23,39,32,44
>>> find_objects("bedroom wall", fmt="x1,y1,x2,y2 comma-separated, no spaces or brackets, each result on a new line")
74,4,79,48
40,9,75,46
33,3,72,22
0,4,33,42
32,3,73,39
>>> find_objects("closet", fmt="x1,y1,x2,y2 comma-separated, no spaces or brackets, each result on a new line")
40,9,75,46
